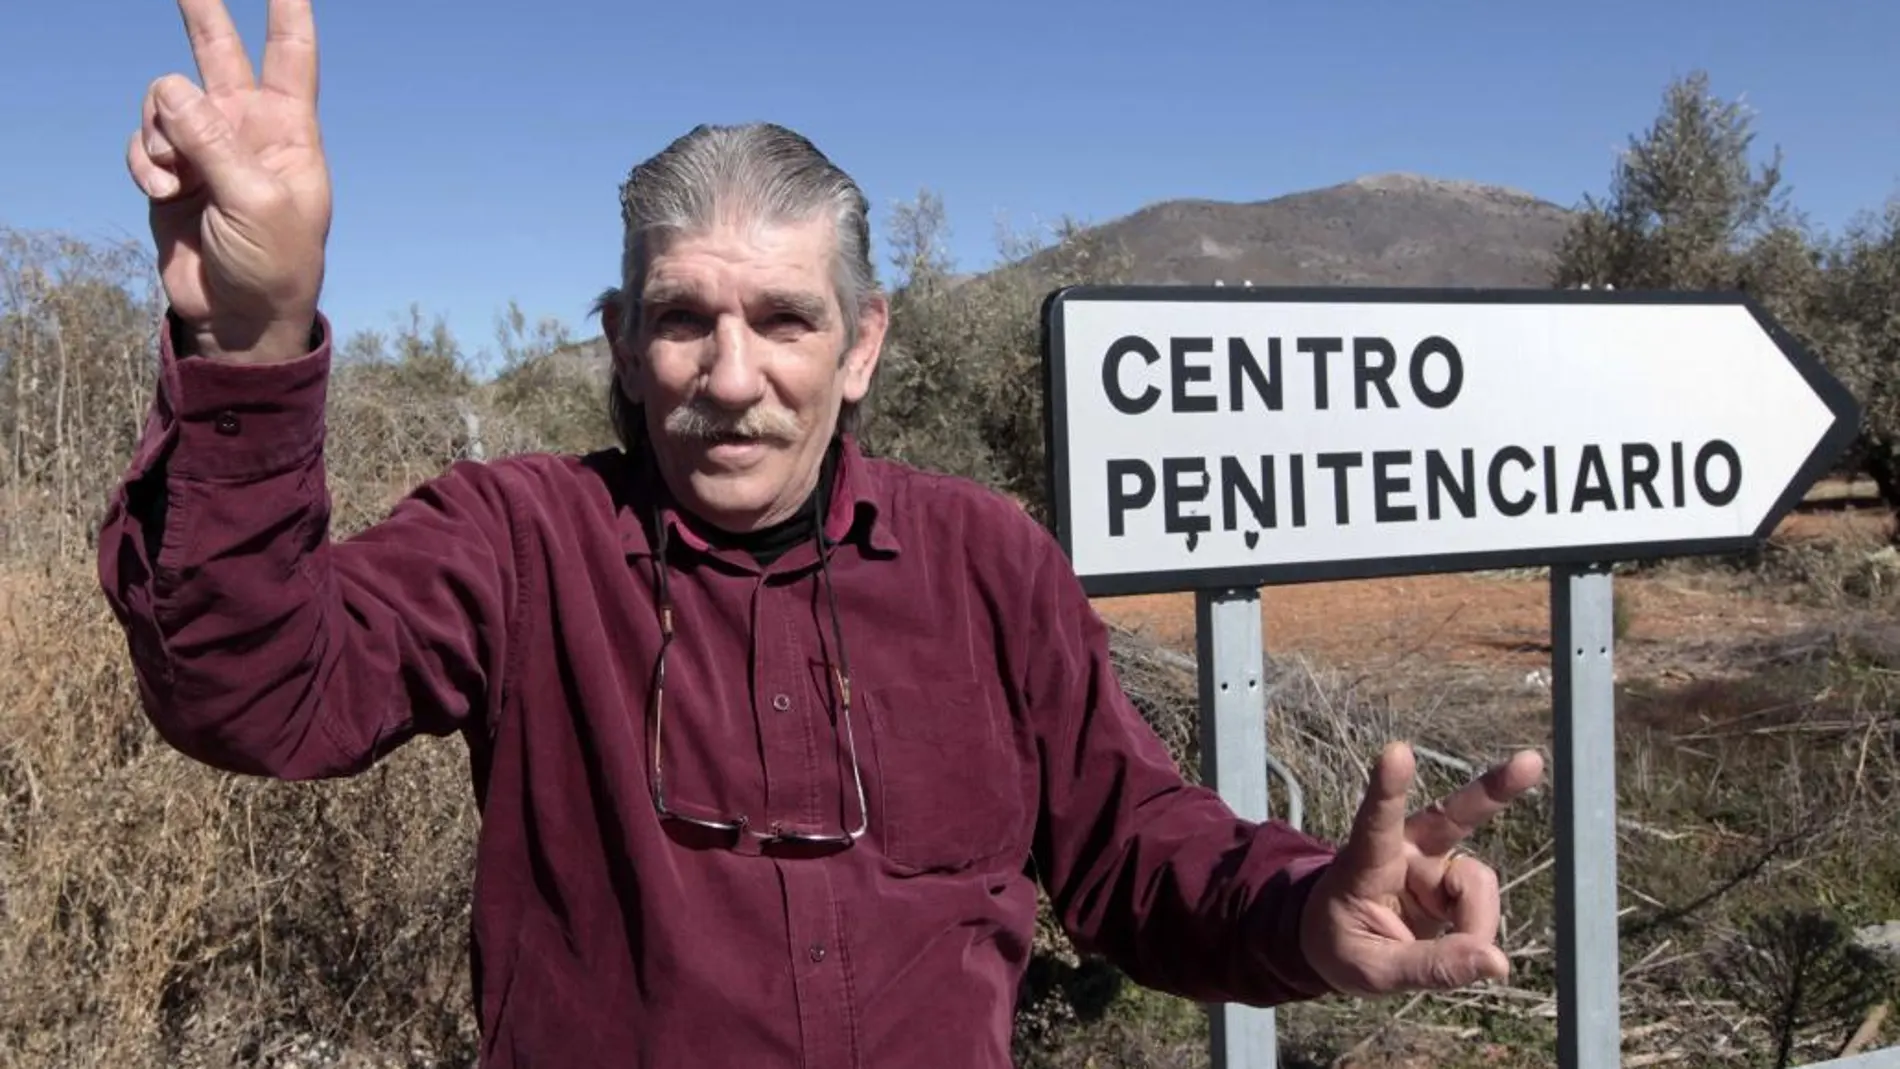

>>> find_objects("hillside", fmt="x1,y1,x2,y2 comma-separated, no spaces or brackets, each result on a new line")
533,171,1577,379
1015,172,1575,288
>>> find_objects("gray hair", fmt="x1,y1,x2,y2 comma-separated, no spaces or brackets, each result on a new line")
594,122,881,449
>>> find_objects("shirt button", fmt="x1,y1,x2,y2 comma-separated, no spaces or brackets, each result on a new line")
213,411,240,436
808,943,827,963
772,693,791,712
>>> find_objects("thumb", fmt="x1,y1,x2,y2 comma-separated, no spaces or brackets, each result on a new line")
150,75,254,200
1382,934,1510,992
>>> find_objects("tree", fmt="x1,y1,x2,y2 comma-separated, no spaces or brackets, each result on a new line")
1814,198,1900,510
860,191,1133,520
1711,907,1894,1069
1551,71,1900,526
1552,70,1811,296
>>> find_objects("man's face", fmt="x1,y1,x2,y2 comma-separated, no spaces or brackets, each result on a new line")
607,215,885,532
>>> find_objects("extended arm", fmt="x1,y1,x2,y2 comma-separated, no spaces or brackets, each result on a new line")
1018,520,1545,1006
1021,532,1338,1007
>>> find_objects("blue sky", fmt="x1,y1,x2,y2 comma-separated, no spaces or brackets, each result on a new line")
6,1,1898,374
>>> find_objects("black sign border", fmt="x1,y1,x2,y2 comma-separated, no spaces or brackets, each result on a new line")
1040,284,1865,599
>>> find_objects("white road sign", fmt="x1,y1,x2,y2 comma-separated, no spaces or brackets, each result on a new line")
1041,286,1862,597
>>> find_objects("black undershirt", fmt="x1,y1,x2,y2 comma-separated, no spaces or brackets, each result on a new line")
693,440,840,566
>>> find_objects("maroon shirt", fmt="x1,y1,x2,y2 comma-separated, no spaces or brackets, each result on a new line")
97,315,1340,1067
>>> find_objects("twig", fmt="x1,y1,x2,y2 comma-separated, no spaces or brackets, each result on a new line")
1429,988,1558,1018
1409,1023,1483,1039
1500,856,1554,896
1625,949,1707,979
1618,817,1692,842
1451,983,1552,1003
1852,715,1882,800
1622,939,1676,979
1625,1052,1689,1067
1621,882,1669,910
1143,643,1196,676
1681,719,1879,739
1624,1020,1679,1042
1674,702,1805,736
1413,744,1477,777
1841,1001,1891,1058
1620,825,1816,939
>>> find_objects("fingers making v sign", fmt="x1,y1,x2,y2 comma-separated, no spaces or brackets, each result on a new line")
1299,741,1546,998
130,0,331,364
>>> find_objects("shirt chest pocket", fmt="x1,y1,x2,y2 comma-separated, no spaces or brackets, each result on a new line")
858,678,1026,875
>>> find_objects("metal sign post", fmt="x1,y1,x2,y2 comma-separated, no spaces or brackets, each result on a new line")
1038,284,1866,1069
1196,586,1275,1068
1551,563,1621,1069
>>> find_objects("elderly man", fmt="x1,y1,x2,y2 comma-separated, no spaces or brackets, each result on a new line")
101,2,1544,1066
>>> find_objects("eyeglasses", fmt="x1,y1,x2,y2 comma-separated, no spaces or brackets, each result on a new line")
644,502,868,854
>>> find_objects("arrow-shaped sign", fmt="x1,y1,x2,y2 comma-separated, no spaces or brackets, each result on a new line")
1041,285,1863,598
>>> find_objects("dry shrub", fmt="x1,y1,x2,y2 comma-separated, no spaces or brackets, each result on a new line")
0,227,161,558
0,228,585,1066
857,191,1136,521
483,302,614,458
0,537,482,1069
1709,907,1897,1069
1605,658,1900,1066
0,299,577,1065
1747,526,1900,610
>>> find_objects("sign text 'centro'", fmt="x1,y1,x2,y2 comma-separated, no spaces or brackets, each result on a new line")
1042,287,1859,595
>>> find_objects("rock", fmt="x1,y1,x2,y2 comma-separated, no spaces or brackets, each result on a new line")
1854,920,1900,963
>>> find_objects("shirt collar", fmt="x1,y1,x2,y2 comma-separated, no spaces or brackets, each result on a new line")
613,432,902,562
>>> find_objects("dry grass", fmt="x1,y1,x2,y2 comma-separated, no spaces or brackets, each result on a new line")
0,564,482,1068
0,227,163,559
0,227,591,1067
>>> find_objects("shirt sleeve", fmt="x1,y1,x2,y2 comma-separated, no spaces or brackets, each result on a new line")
96,311,520,781
1020,527,1340,1007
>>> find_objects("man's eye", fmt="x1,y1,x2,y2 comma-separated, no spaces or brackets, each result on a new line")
654,309,705,333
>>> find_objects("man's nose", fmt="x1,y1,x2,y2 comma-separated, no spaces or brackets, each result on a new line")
701,315,767,409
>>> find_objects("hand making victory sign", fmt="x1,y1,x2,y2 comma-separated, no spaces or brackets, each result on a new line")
127,0,330,365
1300,741,1546,996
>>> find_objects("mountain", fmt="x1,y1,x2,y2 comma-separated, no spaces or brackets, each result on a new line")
527,173,1579,380
1017,172,1577,289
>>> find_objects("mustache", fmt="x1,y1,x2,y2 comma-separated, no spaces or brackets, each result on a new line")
663,401,802,443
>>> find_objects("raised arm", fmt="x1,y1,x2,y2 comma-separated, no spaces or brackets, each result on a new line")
98,321,519,780
100,0,517,780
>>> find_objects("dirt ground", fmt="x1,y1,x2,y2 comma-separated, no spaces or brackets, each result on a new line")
1089,507,1894,687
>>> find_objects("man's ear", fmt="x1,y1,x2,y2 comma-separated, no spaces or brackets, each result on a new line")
595,286,641,404
596,286,632,363
841,291,888,404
